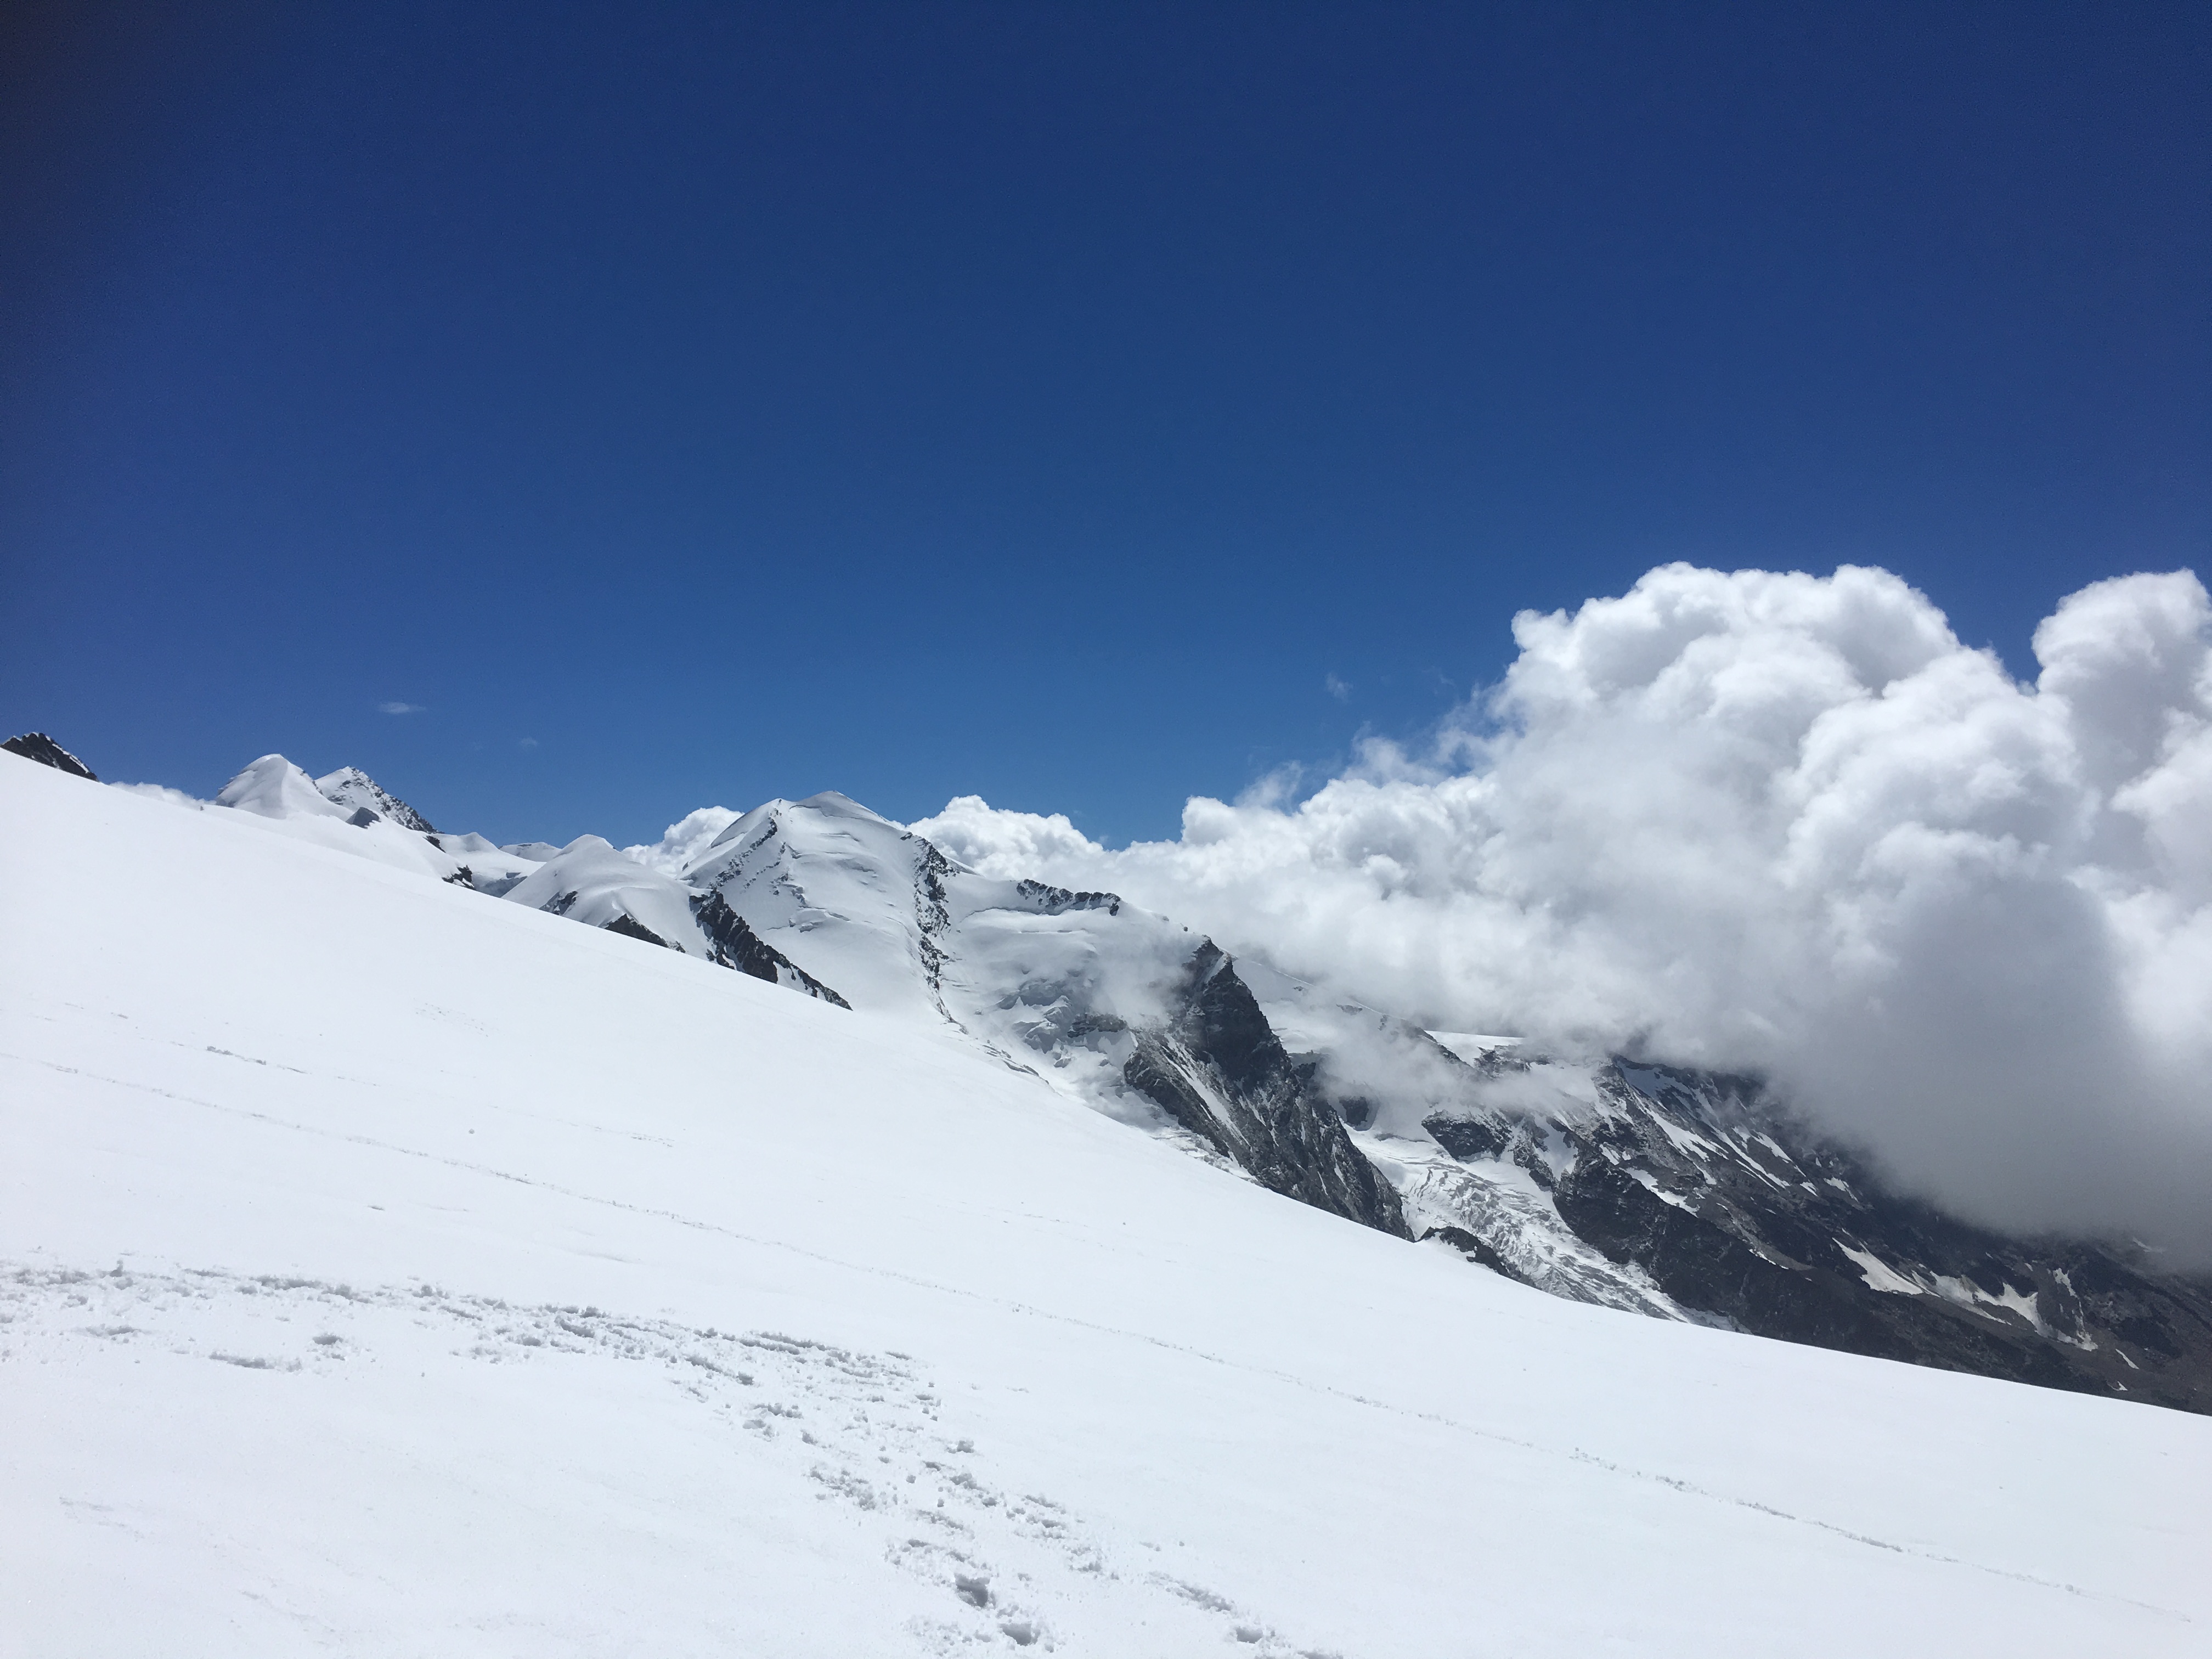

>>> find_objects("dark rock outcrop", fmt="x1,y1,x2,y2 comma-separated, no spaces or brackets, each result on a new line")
316,766,433,832
1126,944,1409,1237
4,733,95,780
692,890,851,1007
1431,1057,2212,1413
604,912,672,949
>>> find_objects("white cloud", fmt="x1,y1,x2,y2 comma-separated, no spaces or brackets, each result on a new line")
378,701,426,715
623,806,742,876
915,563,2212,1257
1325,672,1352,702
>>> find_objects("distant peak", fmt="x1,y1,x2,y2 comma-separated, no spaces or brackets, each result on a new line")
217,755,341,820
315,766,433,832
2,732,96,781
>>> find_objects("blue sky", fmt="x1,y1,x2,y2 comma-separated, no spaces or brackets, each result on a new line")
4,2,2205,847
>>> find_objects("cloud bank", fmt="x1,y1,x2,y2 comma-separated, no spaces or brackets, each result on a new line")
914,564,2212,1257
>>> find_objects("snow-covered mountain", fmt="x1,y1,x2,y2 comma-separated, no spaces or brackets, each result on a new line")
1401,1048,2212,1406
614,783,2212,1413
30,736,2212,1414
7,743,2209,1656
312,763,435,831
200,753,546,893
671,793,1404,1230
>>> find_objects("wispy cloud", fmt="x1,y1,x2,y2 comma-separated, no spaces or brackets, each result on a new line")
1324,673,1352,702
377,701,426,715
518,737,538,749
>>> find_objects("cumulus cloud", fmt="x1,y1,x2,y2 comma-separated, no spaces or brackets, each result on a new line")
914,563,2212,1257
624,805,741,876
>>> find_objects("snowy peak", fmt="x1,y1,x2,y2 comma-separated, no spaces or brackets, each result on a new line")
218,754,355,821
684,794,955,1018
199,754,539,894
220,757,434,837
669,794,1401,1231
315,765,433,832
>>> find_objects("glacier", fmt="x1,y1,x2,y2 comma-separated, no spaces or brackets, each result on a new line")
57,746,2212,1408
4,746,2210,1653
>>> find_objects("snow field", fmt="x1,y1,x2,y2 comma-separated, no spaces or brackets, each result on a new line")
2,757,2208,1656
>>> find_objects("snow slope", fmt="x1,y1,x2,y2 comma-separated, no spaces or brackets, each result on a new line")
503,834,725,951
105,760,2212,1403
3,754,2209,1656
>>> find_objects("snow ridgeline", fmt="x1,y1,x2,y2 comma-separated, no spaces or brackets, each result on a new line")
91,747,2212,1413
4,751,2211,1654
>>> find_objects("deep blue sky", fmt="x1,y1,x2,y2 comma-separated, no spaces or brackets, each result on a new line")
4,2,2205,846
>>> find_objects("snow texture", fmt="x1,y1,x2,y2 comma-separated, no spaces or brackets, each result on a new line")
3,746,2210,1655
87,749,2212,1400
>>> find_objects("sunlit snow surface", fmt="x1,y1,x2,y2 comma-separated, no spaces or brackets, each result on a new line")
3,758,2209,1656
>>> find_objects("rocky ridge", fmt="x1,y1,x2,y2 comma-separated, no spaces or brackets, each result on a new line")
3,732,96,780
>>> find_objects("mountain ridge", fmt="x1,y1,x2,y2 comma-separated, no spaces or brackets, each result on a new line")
12,746,2205,1654
33,738,2212,1413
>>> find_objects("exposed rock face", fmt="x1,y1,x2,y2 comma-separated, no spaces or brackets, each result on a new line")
1126,945,1409,1237
1422,1057,2212,1412
3,733,95,780
315,766,433,832
673,796,1407,1237
692,890,852,1007
603,911,672,949
912,840,957,1018
515,853,853,1006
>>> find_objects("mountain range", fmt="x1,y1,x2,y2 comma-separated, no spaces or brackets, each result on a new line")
5,734,2208,1656
33,735,2207,1415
